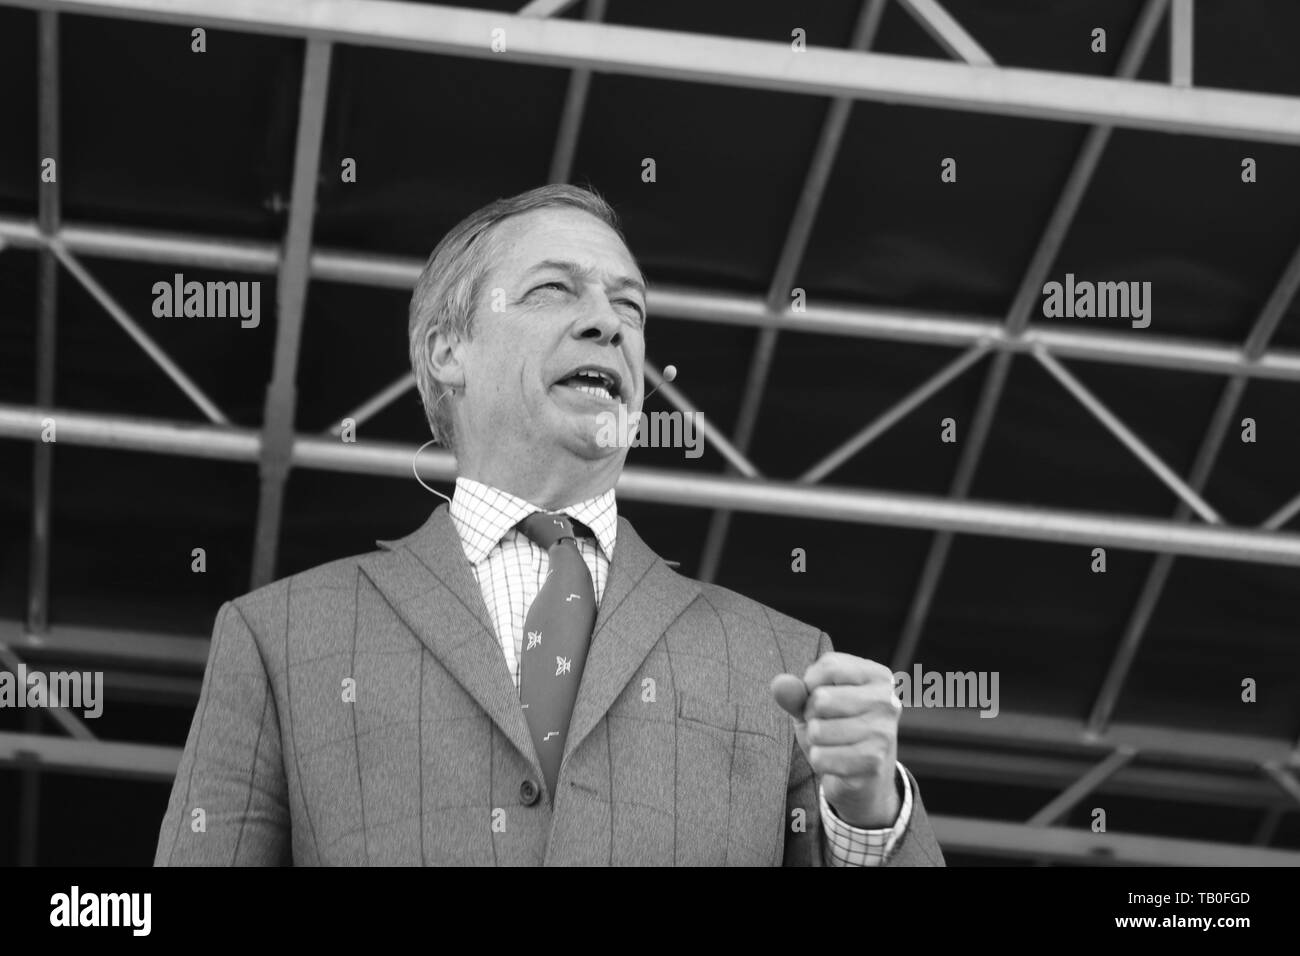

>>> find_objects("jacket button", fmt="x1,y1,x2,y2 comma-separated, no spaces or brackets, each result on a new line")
518,779,540,806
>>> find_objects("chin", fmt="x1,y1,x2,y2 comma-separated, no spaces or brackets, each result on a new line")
571,430,623,462
556,419,623,462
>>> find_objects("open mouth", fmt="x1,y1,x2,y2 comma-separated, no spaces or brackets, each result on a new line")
553,365,623,403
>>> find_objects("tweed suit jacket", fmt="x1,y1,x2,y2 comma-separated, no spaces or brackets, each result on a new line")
155,504,945,866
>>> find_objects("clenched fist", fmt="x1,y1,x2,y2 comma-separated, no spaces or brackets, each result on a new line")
771,651,902,828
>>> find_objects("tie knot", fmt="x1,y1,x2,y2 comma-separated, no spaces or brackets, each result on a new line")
517,511,588,549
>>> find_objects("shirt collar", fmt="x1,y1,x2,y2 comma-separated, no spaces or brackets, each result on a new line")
449,476,618,564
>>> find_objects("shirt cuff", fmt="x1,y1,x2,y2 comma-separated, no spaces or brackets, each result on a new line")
818,761,914,867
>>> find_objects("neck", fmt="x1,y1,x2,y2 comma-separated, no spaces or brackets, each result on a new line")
458,449,622,510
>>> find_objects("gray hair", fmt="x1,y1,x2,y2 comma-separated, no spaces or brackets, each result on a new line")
408,183,630,450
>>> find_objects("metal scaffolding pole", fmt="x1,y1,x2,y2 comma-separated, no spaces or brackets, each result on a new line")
11,0,1300,144
1261,762,1300,810
327,371,416,436
900,705,1300,770
696,0,887,584
644,361,762,479
28,9,59,638
249,39,332,588
546,0,603,185
6,404,1300,567
5,215,1300,383
907,743,1296,813
895,0,995,66
890,0,1168,674
1253,806,1284,846
1170,0,1194,88
518,0,579,17
0,619,210,670
1263,490,1300,532
797,342,992,484
1033,346,1222,523
891,348,1011,673
0,730,182,781
0,643,95,741
21,7,63,870
1086,238,1300,734
932,816,1300,866
1027,747,1137,826
50,242,230,424
17,714,40,865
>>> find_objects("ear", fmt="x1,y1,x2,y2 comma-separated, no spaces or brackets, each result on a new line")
425,325,468,391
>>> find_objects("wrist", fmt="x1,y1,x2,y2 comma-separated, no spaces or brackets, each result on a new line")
828,773,901,828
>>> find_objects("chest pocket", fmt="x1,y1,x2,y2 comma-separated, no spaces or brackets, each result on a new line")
673,691,790,865
676,692,786,742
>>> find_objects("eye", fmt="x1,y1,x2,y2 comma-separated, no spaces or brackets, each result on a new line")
616,299,646,323
532,281,569,294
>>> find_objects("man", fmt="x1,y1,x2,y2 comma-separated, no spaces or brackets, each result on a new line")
155,184,944,866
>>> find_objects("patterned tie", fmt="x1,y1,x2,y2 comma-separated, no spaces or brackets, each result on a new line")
516,511,597,800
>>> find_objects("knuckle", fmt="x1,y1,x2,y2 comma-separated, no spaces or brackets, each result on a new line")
868,724,896,747
853,743,886,774
807,745,826,771
871,691,901,714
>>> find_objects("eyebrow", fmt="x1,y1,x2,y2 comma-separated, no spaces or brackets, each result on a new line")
523,258,646,299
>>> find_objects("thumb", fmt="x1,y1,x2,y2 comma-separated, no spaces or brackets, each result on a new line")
770,673,809,726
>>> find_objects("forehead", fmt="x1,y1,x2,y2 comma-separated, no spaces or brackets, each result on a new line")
486,206,641,282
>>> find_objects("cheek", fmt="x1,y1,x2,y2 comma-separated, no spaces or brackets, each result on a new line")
626,338,647,377
468,321,558,410
469,329,530,391
488,352,544,412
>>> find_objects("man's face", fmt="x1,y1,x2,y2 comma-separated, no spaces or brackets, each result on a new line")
453,206,647,468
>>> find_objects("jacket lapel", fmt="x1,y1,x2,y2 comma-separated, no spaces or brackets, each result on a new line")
358,505,540,777
358,506,701,788
562,517,700,767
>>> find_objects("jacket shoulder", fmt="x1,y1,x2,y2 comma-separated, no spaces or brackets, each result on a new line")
224,549,382,639
691,578,826,662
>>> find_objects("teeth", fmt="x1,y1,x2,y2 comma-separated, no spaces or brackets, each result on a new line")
567,369,616,396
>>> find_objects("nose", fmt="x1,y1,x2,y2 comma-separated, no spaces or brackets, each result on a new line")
573,293,624,347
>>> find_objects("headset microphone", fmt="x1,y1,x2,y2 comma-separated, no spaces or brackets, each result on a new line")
644,364,677,402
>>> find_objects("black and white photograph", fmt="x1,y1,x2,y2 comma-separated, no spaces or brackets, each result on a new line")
0,0,1297,931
